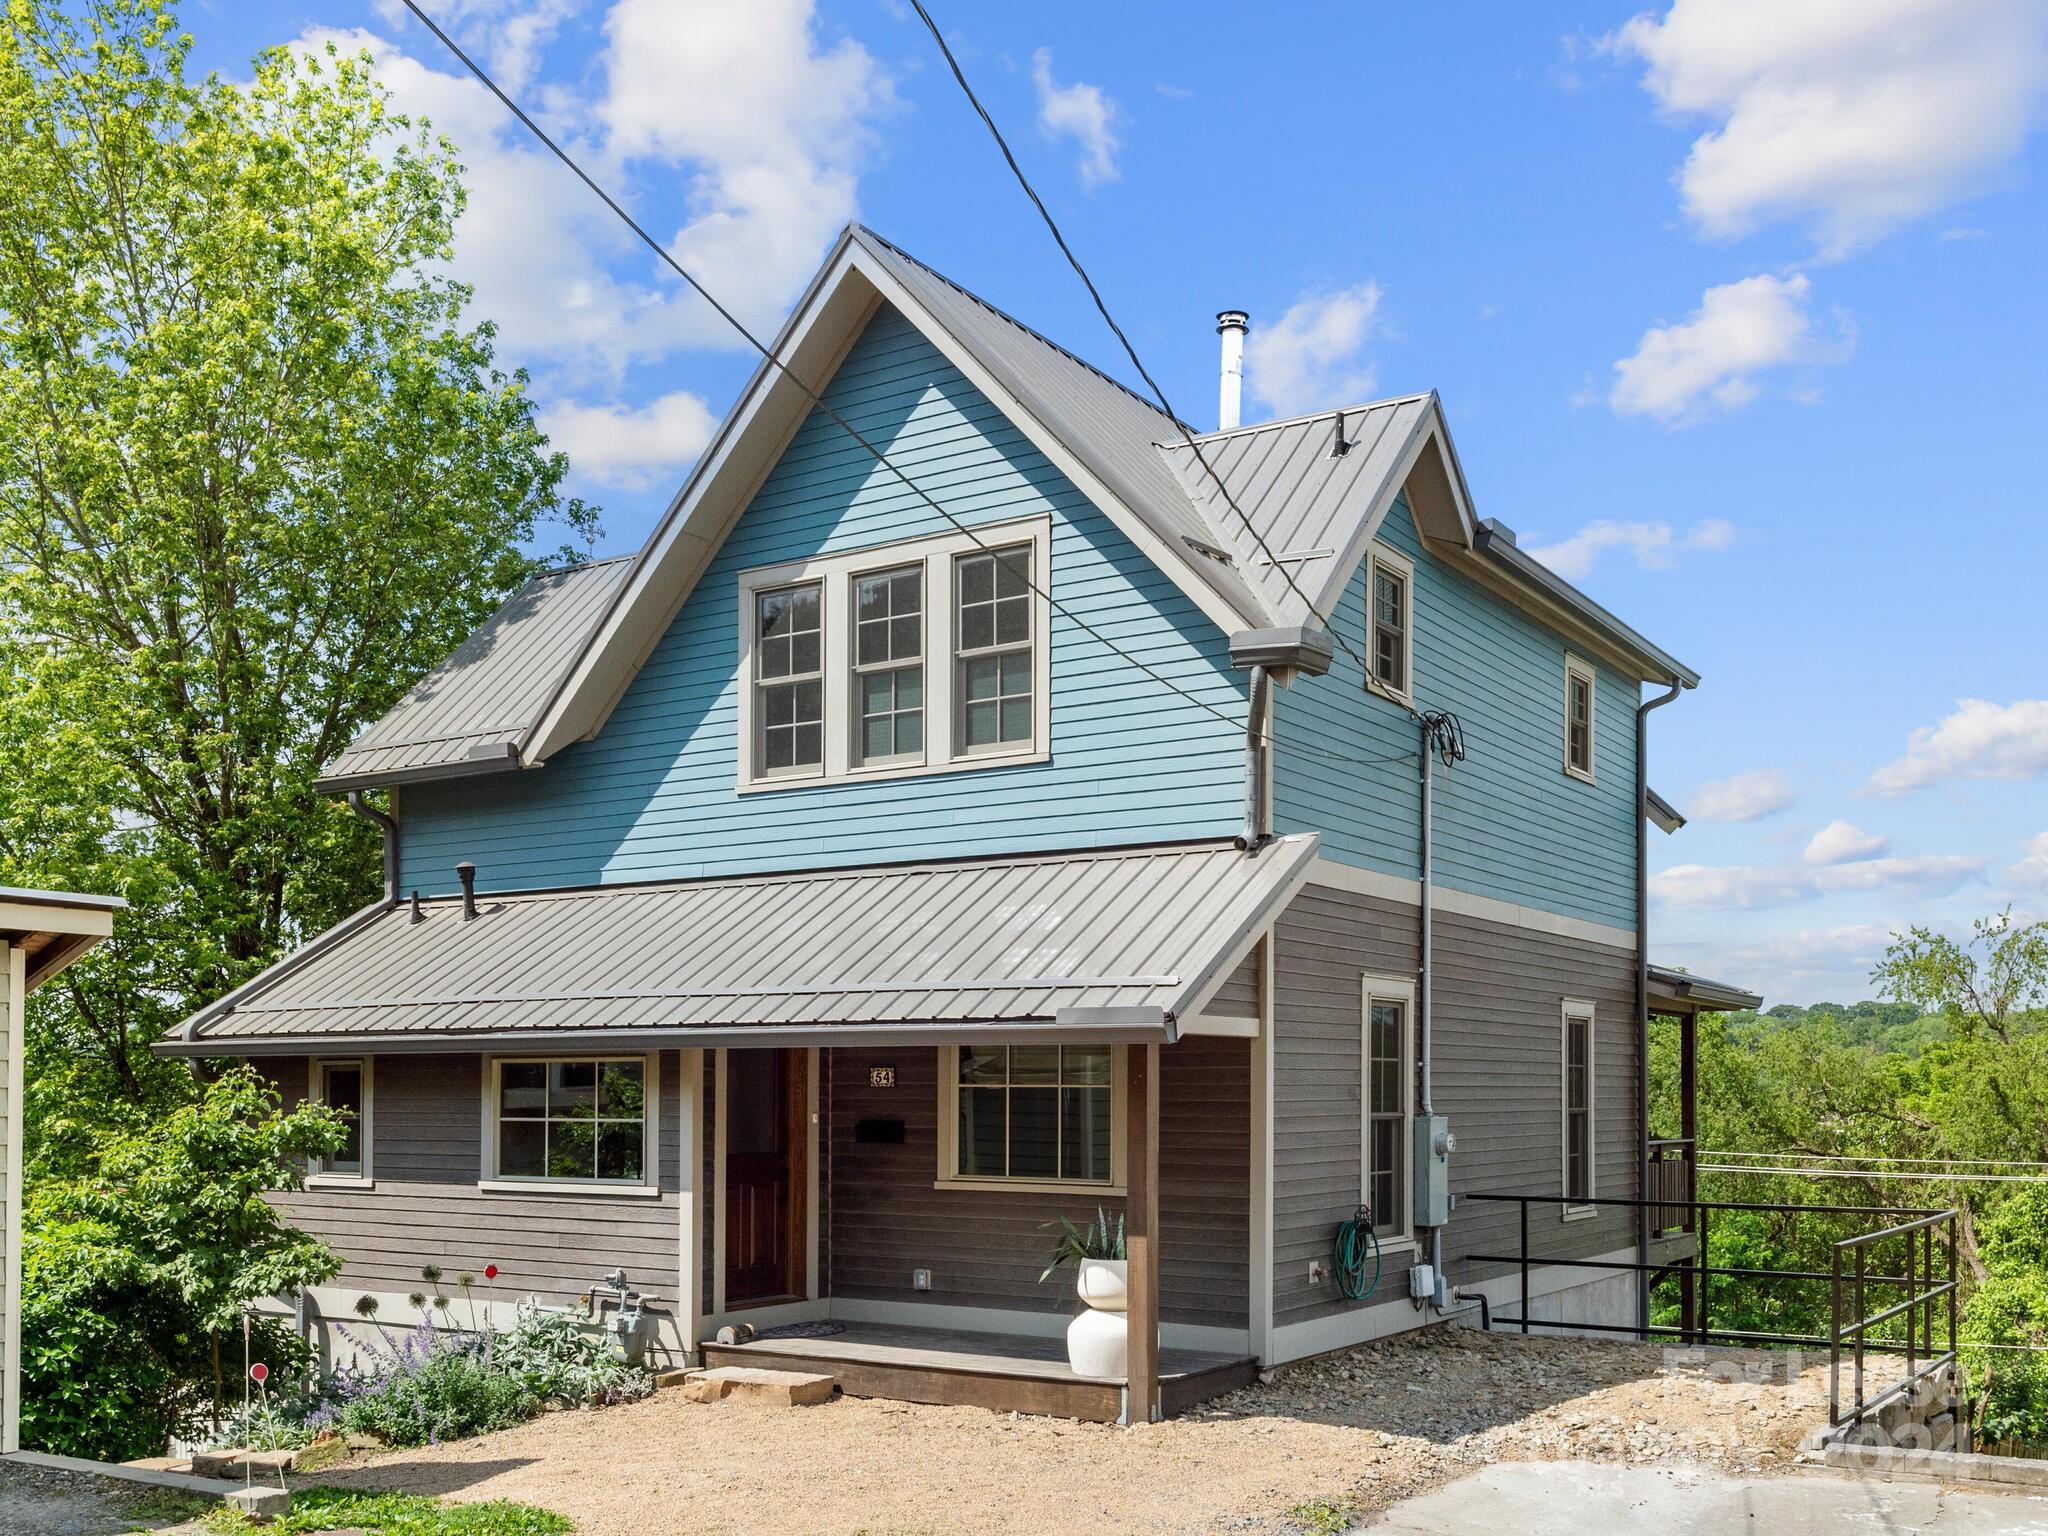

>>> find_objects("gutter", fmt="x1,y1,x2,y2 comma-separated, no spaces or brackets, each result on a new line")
1635,678,1686,1334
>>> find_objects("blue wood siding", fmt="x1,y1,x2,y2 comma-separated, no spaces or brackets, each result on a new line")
398,305,1245,894
1272,496,1640,931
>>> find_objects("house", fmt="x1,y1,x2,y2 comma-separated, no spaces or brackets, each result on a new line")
1,886,122,1454
159,226,1754,1423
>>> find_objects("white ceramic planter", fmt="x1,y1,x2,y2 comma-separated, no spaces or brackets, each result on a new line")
1067,1257,1129,1378
1076,1257,1128,1312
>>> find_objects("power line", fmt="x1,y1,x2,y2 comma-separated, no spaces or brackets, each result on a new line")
908,1,1403,713
397,1,1259,746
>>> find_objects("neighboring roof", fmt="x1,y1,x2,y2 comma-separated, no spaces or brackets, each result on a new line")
0,885,124,992
1648,964,1762,1013
1474,521,1699,689
1646,787,1687,835
163,836,1318,1055
317,557,633,793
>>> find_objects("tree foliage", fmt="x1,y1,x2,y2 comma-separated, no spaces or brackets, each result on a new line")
0,0,595,1163
21,1068,346,1458
1651,911,2048,1442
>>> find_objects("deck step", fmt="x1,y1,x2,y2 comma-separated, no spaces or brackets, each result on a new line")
682,1366,836,1406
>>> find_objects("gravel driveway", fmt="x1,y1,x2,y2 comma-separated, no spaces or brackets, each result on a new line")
312,1328,1854,1535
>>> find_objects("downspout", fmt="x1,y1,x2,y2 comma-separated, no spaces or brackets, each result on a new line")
1635,680,1683,1335
1239,664,1271,851
1419,719,1439,1294
347,790,401,908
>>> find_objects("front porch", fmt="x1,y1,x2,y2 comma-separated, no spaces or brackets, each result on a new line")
700,1320,1256,1423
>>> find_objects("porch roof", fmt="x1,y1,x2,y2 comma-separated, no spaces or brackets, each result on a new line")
160,836,1316,1057
1648,963,1762,1014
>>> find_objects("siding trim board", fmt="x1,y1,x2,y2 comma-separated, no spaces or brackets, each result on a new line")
1306,858,1636,952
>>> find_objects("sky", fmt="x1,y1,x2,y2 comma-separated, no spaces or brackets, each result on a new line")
182,0,2048,1006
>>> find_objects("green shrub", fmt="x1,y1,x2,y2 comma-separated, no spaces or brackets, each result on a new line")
492,1304,652,1407
322,1323,534,1447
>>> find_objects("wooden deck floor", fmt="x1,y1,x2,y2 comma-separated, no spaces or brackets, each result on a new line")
700,1321,1256,1423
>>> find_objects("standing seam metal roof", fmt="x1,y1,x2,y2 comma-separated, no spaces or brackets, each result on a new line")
178,836,1318,1045
317,556,633,791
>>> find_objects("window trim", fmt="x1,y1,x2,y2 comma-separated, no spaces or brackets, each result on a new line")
1364,543,1415,706
1360,972,1416,1241
1561,1000,1597,1221
934,1044,1127,1195
478,1053,662,1196
307,1056,373,1187
736,517,1052,793
1563,653,1597,784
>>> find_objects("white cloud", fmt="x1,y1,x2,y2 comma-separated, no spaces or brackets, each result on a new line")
1803,819,1891,865
1665,923,1898,1004
1244,283,1385,418
1867,699,2048,795
1653,852,1982,909
375,0,578,93
539,390,718,490
1526,517,1735,581
1032,49,1120,189
1690,768,1796,823
1605,0,2048,256
2011,832,2048,888
1610,273,1825,422
304,1,891,385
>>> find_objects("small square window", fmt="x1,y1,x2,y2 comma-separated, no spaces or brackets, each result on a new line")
946,1044,1117,1187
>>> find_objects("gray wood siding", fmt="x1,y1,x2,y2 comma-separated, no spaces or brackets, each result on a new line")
257,1053,683,1316
1206,951,1260,1016
1271,882,1638,1328
822,1044,1249,1330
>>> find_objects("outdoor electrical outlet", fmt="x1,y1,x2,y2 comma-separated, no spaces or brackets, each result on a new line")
913,1267,932,1291
1308,1260,1329,1285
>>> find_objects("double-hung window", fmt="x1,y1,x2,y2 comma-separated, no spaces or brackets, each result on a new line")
1564,654,1596,783
955,547,1034,753
1365,545,1413,703
1562,1002,1595,1216
309,1058,372,1183
738,517,1051,791
756,583,823,775
1361,975,1415,1239
853,565,924,765
487,1056,656,1191
941,1044,1122,1192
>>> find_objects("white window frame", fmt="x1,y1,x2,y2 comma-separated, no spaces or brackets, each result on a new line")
1360,973,1416,1241
1364,543,1415,706
849,561,927,770
307,1057,373,1187
1563,653,1597,784
750,579,826,780
736,516,1053,792
478,1053,663,1198
934,1044,1126,1196
1561,1000,1597,1221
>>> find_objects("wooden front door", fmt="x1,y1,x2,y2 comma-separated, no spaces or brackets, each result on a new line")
723,1048,806,1306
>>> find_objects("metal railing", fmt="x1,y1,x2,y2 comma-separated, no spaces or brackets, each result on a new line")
1460,1192,1956,1359
1830,1209,1960,1429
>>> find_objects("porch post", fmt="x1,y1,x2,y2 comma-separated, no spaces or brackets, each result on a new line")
1123,1041,1160,1425
677,1048,703,1361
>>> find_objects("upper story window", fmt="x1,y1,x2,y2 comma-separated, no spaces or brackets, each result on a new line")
737,517,1052,792
309,1057,372,1184
1563,654,1596,783
1365,544,1413,704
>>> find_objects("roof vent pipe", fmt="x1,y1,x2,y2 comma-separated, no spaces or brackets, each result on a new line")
456,862,478,921
1216,310,1248,431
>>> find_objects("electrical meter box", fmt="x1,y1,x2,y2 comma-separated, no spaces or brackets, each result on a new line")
1412,1114,1454,1228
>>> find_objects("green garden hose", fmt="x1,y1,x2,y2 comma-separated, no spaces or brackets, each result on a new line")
1334,1204,1382,1302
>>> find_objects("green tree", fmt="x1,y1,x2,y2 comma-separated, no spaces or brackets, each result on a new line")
0,0,595,1158
21,1067,347,1457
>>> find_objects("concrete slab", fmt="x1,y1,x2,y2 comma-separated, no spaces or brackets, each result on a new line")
1364,1461,2048,1535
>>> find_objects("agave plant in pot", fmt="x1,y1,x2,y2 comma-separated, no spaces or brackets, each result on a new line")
1040,1208,1127,1378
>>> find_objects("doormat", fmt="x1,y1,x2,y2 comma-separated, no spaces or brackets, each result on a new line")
753,1321,849,1341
